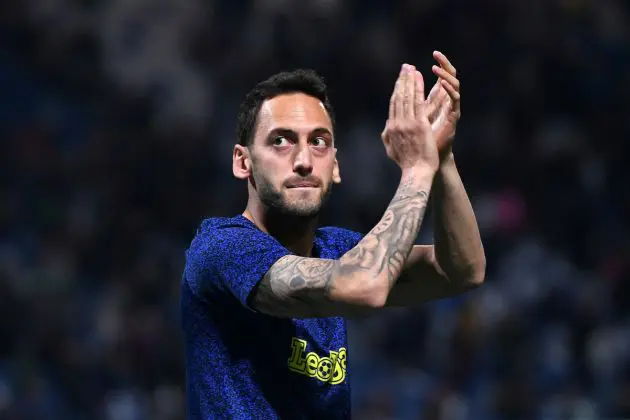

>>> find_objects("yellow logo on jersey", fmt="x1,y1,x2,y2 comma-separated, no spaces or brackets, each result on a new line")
287,337,347,385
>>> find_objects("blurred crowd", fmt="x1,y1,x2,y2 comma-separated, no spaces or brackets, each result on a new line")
1,0,630,419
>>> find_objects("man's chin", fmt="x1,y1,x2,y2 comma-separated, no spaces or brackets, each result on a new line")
269,196,320,217
258,182,331,219
281,203,321,218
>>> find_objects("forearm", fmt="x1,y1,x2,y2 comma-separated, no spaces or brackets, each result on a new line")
433,154,485,284
331,165,435,306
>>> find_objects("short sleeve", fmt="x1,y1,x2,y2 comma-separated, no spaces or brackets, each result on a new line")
184,223,290,308
317,226,364,256
335,228,363,253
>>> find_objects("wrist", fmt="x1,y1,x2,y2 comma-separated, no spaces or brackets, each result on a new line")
435,153,459,187
402,164,437,184
439,151,455,167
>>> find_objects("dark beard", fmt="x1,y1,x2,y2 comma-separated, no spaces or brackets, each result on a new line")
253,170,333,219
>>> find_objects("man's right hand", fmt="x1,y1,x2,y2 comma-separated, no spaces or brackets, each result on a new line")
382,64,440,173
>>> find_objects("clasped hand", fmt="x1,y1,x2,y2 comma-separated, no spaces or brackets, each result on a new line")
382,51,461,170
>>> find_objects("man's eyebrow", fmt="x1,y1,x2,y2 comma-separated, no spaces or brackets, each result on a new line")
267,128,297,136
311,127,333,136
267,127,333,136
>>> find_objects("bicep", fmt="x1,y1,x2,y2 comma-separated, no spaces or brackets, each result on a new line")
386,245,474,306
248,255,364,318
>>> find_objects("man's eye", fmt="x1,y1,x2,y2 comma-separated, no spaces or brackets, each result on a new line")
273,136,290,146
312,137,327,147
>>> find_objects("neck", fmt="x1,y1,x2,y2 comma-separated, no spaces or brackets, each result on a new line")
243,197,318,257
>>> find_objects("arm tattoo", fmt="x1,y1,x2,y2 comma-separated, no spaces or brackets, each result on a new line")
250,256,339,318
250,171,431,318
339,173,429,286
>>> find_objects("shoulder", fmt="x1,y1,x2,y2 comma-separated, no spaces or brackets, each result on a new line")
190,215,260,247
186,214,292,266
197,215,255,235
185,215,260,268
316,226,364,253
184,215,291,303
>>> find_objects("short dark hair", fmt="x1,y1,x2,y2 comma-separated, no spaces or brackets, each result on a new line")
236,69,335,147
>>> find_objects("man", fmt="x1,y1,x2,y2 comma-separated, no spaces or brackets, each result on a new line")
181,51,485,419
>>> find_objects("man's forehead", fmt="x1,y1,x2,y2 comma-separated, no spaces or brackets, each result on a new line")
258,93,332,130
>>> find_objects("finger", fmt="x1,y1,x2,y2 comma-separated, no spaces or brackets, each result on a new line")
425,81,441,119
432,65,460,91
415,71,426,119
427,78,441,99
433,50,457,76
402,64,416,118
416,71,425,101
427,96,441,122
389,66,404,119
427,76,448,117
426,80,440,106
441,79,461,112
395,65,408,119
414,71,426,118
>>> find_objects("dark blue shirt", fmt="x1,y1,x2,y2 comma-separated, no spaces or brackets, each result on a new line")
181,215,363,419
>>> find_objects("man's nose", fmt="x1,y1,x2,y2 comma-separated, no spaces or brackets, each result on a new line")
293,143,313,176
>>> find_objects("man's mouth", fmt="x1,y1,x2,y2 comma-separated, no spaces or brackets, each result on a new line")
288,183,318,188
286,179,320,188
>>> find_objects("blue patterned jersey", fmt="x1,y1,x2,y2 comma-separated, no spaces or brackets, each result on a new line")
181,215,362,419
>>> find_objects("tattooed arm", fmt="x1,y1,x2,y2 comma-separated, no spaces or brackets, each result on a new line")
249,167,435,318
384,157,486,306
381,52,485,306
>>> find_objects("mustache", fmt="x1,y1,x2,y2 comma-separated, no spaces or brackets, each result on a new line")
284,176,322,188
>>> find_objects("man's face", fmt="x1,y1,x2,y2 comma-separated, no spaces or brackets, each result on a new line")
248,93,340,218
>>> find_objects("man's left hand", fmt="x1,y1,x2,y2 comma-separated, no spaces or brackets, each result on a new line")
426,51,461,160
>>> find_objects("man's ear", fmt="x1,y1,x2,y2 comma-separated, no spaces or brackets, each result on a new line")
233,144,252,179
332,148,341,184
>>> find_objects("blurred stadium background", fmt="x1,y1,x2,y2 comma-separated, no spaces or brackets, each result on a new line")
1,0,630,419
